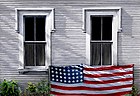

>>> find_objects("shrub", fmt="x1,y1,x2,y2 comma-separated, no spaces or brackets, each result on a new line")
0,79,21,96
36,80,50,94
125,85,140,96
26,82,37,93
131,85,139,96
25,80,50,96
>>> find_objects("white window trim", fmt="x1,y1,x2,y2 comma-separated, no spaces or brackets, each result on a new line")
83,7,122,66
15,8,55,71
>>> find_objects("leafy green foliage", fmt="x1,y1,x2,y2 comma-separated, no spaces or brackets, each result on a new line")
0,79,51,96
131,85,139,96
26,82,37,93
26,80,51,96
125,85,140,96
36,80,50,94
0,79,21,96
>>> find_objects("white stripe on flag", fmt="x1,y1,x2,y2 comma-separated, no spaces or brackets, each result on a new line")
51,80,132,88
84,74,133,81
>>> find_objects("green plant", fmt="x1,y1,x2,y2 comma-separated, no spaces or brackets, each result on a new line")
36,80,50,94
125,85,139,96
131,85,139,96
0,79,21,96
26,82,37,93
26,80,51,96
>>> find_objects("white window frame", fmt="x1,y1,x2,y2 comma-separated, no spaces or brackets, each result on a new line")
15,8,55,71
83,7,122,66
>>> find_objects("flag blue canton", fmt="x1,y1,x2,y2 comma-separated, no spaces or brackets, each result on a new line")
50,65,83,84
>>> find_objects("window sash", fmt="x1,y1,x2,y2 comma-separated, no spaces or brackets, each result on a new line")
91,16,112,41
24,41,46,43
90,41,113,43
24,16,46,67
24,16,46,41
24,42,46,66
90,16,113,66
90,42,112,66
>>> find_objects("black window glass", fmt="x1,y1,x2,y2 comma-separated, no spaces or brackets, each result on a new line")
102,43,112,65
25,17,34,41
24,43,45,66
90,43,101,65
24,43,34,66
36,16,46,41
91,17,101,40
102,17,112,40
36,43,45,66
24,16,46,41
91,16,112,41
90,43,112,66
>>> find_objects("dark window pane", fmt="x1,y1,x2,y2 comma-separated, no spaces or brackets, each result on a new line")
102,17,112,40
90,43,101,66
24,43,34,66
36,16,46,41
36,43,45,66
91,17,101,40
25,17,34,41
24,43,46,66
102,43,112,65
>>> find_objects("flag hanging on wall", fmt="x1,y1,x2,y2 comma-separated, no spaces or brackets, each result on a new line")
50,64,133,96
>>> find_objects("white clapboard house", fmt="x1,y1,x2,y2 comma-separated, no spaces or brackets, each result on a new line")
0,0,139,90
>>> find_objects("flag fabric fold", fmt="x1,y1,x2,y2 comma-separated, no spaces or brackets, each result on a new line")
50,64,134,96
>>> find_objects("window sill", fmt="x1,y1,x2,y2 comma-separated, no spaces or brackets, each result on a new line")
18,68,48,74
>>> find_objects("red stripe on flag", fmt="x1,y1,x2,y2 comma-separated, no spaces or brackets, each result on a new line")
50,91,131,96
84,71,133,78
84,64,134,71
51,84,132,91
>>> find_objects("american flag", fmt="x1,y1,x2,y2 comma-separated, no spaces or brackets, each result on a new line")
50,64,133,96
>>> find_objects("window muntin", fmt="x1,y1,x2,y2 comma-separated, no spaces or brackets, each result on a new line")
24,16,46,66
90,16,112,66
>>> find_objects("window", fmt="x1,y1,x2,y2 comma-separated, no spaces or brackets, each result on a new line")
16,8,55,71
83,7,122,66
24,16,46,66
91,16,112,65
